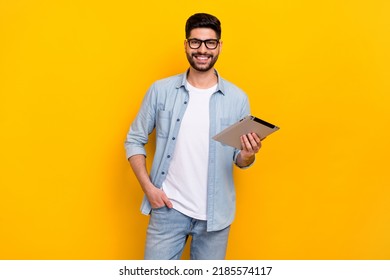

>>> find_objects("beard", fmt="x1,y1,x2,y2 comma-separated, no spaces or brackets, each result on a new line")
186,51,219,72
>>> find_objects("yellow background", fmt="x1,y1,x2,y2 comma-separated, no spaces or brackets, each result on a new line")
1,0,389,259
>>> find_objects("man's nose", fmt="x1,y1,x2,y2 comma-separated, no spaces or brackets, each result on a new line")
198,42,208,52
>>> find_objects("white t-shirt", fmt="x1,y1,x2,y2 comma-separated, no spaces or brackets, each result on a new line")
162,82,217,220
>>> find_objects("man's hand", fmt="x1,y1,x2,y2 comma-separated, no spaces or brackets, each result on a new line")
236,132,262,167
240,132,262,157
145,185,173,209
128,154,173,209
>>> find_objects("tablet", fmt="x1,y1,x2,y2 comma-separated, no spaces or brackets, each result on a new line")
212,115,280,149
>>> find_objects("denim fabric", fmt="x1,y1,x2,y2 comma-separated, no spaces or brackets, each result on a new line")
144,207,230,260
125,70,251,231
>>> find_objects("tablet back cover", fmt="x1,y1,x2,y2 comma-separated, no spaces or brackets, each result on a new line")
212,115,279,149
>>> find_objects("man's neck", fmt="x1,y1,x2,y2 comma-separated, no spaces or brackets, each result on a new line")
187,68,218,89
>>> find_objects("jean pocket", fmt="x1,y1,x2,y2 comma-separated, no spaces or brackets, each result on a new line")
151,205,168,211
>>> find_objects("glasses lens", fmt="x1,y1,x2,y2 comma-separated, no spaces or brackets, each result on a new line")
205,40,218,49
188,39,201,49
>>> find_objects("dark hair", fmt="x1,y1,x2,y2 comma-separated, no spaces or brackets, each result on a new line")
185,13,221,39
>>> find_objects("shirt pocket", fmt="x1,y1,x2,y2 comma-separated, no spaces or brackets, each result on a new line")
156,109,171,139
220,117,236,130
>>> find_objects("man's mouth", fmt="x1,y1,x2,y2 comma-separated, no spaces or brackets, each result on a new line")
193,54,212,61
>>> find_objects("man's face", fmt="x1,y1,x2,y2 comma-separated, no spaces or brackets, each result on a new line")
185,28,222,72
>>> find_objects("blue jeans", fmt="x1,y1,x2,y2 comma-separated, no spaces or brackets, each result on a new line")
144,207,230,260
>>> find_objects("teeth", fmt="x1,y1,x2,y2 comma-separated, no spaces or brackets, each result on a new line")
195,55,210,60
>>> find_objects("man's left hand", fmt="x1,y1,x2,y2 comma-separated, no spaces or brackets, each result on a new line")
241,132,262,156
236,132,262,167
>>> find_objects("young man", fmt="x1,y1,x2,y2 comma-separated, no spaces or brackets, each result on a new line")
125,13,261,260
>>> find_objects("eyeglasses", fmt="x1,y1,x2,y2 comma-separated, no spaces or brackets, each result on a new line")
186,38,220,50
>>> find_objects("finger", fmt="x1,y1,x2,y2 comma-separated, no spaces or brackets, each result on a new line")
240,135,246,151
162,192,173,208
241,135,254,152
245,133,258,149
249,132,261,144
247,133,262,153
251,133,262,150
165,199,173,208
251,132,261,143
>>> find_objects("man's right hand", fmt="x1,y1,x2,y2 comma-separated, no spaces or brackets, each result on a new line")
128,154,173,209
145,186,173,209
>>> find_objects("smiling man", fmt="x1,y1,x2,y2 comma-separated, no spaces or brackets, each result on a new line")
125,13,262,260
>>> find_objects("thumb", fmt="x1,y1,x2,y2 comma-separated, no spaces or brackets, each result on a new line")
162,193,173,208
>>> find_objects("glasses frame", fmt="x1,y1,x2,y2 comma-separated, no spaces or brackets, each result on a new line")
186,38,220,50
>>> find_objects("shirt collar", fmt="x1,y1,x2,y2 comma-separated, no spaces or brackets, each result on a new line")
176,69,226,95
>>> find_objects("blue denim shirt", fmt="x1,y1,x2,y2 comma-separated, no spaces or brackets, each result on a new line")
125,70,251,231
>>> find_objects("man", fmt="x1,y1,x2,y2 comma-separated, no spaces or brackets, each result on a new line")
125,13,261,260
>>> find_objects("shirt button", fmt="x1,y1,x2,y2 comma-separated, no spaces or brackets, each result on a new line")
184,101,188,105
167,155,171,158
161,172,165,175
176,118,180,122
172,137,176,140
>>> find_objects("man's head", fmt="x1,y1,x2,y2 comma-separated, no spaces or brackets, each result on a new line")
185,13,221,40
185,13,222,72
